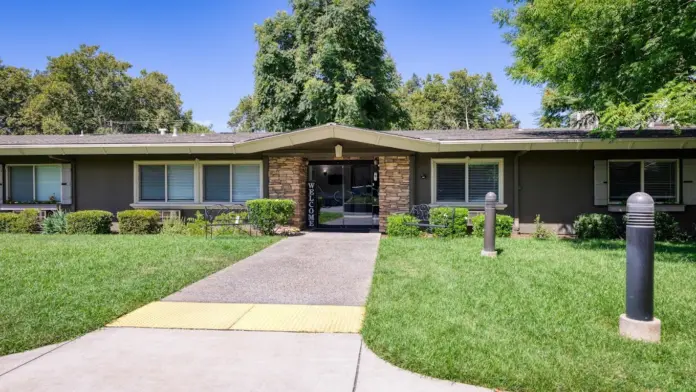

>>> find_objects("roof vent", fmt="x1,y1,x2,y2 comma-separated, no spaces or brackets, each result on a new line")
158,128,167,135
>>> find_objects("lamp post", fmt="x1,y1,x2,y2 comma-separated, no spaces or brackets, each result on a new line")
619,192,661,343
481,192,497,258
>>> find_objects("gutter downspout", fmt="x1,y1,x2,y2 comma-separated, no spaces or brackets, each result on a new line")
513,151,528,232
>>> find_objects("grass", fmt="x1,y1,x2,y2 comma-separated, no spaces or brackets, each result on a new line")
319,211,344,224
0,234,279,356
362,237,696,392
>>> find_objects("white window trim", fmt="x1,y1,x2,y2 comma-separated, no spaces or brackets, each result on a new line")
430,158,504,205
199,160,265,203
132,160,263,207
607,159,680,204
4,164,63,203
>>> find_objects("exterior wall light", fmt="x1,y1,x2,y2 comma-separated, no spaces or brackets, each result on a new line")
335,144,343,158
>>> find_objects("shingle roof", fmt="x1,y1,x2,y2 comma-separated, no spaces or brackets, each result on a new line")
0,126,693,146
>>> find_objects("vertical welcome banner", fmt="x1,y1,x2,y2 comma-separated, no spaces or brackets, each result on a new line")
307,181,317,228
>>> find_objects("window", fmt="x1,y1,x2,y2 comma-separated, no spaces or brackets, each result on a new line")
7,165,62,203
134,161,262,205
202,163,261,203
137,163,195,202
609,160,678,204
431,159,503,204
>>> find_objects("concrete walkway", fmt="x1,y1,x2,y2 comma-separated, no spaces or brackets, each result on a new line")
0,232,491,391
0,328,490,392
165,232,380,305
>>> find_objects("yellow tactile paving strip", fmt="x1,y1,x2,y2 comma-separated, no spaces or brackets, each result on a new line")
108,302,364,333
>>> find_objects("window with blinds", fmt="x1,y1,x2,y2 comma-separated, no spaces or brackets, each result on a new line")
433,160,501,203
8,165,62,203
609,160,678,204
139,164,194,202
202,164,261,203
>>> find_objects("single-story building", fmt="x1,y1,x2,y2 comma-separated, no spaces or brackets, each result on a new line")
0,123,694,234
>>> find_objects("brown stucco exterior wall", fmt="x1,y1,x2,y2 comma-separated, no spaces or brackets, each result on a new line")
518,150,696,234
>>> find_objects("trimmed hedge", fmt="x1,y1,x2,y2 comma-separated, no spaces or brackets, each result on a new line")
0,213,18,233
247,199,295,235
67,210,113,234
386,214,421,237
654,211,683,242
429,207,469,237
471,214,514,238
574,213,619,240
117,210,161,234
0,209,40,233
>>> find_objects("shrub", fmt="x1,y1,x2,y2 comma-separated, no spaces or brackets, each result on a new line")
429,207,469,237
0,213,19,233
66,210,113,234
212,211,250,236
42,210,68,234
386,214,421,237
6,209,41,234
654,211,683,242
117,210,160,234
247,199,295,235
574,213,618,240
471,214,514,238
531,214,555,240
160,216,189,235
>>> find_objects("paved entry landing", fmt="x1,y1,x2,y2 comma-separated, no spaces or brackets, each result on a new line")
164,232,380,306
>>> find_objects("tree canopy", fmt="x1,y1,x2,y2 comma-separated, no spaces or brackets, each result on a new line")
229,0,405,132
0,45,209,134
495,0,696,130
399,70,519,130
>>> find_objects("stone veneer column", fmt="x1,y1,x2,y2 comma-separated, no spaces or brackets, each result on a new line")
268,156,308,229
378,155,411,232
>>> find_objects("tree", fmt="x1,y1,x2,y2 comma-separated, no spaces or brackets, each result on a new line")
0,60,36,134
494,0,696,129
400,69,518,130
1,45,204,134
229,0,405,132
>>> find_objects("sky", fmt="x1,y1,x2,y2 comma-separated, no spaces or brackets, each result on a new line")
0,0,542,131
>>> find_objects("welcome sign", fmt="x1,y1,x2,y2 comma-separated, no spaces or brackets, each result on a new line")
307,181,317,228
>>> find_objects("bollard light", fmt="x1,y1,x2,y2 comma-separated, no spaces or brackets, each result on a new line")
481,192,497,258
619,192,661,343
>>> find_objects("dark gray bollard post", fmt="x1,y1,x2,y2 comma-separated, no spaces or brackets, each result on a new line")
619,192,661,343
480,192,497,258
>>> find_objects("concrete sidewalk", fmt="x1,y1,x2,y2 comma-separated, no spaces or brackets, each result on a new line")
0,328,490,392
165,232,380,305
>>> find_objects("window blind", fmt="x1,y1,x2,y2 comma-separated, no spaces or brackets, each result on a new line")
167,165,194,201
203,165,230,202
609,162,641,202
644,161,677,202
468,164,499,202
436,164,466,202
35,166,61,202
232,165,260,202
139,165,165,201
9,166,34,202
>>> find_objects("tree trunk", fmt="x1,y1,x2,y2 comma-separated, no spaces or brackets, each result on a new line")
465,108,470,130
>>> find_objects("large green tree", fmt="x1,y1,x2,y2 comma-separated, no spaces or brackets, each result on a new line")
495,0,696,129
1,45,206,134
400,70,519,130
228,0,405,132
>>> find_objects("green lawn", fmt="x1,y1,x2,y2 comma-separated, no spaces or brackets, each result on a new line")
0,234,279,356
319,211,344,224
362,237,696,392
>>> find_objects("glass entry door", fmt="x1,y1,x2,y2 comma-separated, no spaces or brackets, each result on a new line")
308,162,377,230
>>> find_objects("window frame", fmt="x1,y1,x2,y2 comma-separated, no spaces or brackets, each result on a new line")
5,164,63,203
132,160,264,206
430,158,504,205
199,160,264,203
607,159,680,204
